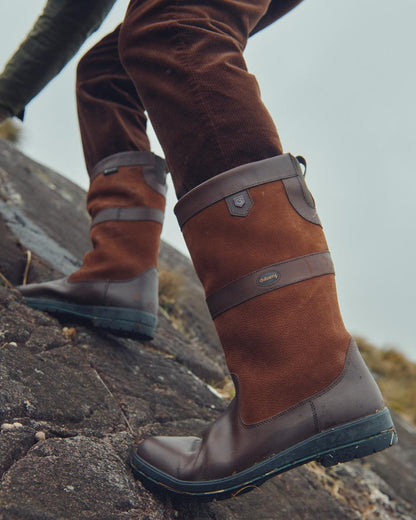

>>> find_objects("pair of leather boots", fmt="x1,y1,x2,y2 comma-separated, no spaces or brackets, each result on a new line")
19,152,397,499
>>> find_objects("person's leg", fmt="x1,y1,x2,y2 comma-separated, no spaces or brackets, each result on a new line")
118,0,283,197
77,26,151,172
18,27,167,340
118,0,397,496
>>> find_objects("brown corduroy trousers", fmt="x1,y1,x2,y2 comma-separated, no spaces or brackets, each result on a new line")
77,0,304,196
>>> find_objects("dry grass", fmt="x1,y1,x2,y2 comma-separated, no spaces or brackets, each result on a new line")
0,119,22,144
158,269,184,316
0,271,14,289
357,336,416,426
211,376,235,401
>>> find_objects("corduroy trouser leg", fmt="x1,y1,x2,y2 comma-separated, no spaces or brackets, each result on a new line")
78,1,304,186
118,0,285,197
76,25,151,173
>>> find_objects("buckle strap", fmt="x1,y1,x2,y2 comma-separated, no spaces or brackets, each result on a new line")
91,207,164,227
206,251,334,319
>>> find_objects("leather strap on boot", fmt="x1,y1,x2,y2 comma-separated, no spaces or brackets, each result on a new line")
91,207,164,227
206,250,334,319
176,154,319,228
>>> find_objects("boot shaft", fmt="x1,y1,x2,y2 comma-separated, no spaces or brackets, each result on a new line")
131,155,394,496
70,151,167,283
175,154,350,424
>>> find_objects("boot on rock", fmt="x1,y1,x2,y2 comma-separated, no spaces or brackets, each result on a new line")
18,151,167,340
130,154,397,498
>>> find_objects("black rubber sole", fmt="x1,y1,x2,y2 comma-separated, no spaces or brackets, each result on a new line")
130,407,398,500
24,297,157,340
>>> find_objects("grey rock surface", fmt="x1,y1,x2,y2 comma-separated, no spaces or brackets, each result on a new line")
0,139,415,519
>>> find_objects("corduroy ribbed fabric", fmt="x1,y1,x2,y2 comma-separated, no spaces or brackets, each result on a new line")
76,26,151,175
75,1,306,194
118,0,284,196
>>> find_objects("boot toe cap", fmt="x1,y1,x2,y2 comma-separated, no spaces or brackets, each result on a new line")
17,278,69,299
133,435,202,480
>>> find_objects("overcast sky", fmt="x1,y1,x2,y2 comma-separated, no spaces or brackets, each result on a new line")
1,1,415,360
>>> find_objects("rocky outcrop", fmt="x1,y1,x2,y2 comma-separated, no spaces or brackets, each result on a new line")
0,139,415,519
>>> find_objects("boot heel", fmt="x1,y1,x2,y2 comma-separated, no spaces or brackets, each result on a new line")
316,409,398,468
318,428,397,467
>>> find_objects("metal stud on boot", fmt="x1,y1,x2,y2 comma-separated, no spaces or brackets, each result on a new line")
130,154,397,497
18,151,167,340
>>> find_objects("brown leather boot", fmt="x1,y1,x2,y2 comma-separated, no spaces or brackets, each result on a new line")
130,154,397,497
18,151,167,340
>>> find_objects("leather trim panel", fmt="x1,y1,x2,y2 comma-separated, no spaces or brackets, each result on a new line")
175,154,297,228
134,339,386,481
91,151,168,195
91,207,164,227
18,268,159,315
282,177,321,225
206,251,334,319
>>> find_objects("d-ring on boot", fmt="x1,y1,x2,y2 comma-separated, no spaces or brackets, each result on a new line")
131,154,397,498
18,151,167,340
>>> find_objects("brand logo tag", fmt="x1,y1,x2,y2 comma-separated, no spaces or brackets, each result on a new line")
257,271,280,286
226,189,253,217
233,195,246,208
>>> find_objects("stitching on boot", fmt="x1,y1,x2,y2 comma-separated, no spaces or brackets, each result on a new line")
309,401,320,433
